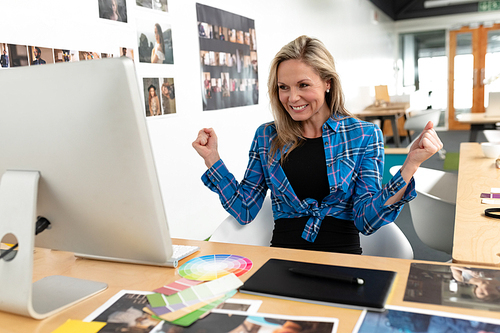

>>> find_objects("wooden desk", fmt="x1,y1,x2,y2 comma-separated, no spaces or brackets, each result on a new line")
456,113,500,142
352,102,410,148
3,239,500,333
454,142,500,266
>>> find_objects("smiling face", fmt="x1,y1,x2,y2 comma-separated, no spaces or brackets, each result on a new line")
277,59,330,124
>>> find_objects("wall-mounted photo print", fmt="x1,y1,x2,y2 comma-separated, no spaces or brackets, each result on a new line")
1,43,10,68
54,49,79,63
79,51,101,61
137,21,173,64
7,44,29,67
136,0,168,12
160,78,176,114
196,3,258,111
143,77,176,117
119,47,134,60
28,46,54,65
98,0,127,23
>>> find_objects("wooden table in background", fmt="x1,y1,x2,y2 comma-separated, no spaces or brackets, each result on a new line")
353,102,410,148
456,113,500,142
454,142,500,266
2,238,500,333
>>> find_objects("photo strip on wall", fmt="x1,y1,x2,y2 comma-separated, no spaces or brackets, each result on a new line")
0,43,134,68
196,3,258,111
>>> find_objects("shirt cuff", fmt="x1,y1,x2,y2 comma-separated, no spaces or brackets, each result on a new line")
201,159,228,187
384,169,416,208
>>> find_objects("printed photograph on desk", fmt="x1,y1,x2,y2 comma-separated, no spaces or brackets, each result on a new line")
85,290,163,333
211,298,262,314
353,305,500,333
404,263,500,311
137,18,173,64
160,312,338,333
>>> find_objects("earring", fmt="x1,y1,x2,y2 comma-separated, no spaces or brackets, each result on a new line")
326,89,330,93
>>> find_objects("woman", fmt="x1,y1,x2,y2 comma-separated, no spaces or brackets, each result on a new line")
193,36,443,254
151,23,165,64
451,266,500,301
148,84,160,117
106,0,122,21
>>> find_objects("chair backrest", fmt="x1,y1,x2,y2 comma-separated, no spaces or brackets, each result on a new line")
209,195,274,247
390,165,457,254
359,223,413,259
209,195,413,259
404,109,441,131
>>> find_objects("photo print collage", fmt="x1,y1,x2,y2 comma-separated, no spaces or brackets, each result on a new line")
197,3,258,111
1,0,176,118
136,0,176,116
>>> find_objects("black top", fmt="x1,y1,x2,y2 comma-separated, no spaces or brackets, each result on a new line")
274,137,361,254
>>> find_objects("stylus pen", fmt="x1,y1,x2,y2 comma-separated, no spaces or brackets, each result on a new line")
289,267,364,285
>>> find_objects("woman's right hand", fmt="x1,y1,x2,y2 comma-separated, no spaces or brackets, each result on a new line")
192,128,220,168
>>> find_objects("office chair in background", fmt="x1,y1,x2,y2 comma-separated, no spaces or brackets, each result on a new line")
209,194,414,259
390,165,457,255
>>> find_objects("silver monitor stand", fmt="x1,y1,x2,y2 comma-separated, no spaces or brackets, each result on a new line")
0,170,107,319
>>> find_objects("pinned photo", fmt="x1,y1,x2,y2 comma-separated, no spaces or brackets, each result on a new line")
54,49,79,63
98,0,127,22
137,21,173,64
1,43,10,68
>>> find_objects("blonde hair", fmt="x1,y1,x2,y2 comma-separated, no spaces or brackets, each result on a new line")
267,35,351,161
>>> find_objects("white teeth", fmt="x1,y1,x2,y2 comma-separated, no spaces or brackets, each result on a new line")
290,105,307,111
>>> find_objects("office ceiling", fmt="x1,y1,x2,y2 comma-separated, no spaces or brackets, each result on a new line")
368,0,483,21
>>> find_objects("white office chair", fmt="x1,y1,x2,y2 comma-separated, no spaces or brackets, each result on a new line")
390,165,457,254
209,195,414,259
404,109,441,144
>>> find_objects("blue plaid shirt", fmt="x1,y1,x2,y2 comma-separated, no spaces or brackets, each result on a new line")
202,116,416,242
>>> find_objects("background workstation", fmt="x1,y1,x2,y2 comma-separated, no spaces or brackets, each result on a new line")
2,0,499,246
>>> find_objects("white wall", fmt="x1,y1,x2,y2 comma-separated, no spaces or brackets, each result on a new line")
0,0,396,240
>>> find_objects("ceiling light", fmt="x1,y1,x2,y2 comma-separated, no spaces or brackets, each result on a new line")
424,0,478,8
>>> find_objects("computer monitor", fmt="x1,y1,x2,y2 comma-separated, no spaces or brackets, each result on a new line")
486,92,500,117
0,58,175,318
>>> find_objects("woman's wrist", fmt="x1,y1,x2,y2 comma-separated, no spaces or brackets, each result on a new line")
205,154,221,169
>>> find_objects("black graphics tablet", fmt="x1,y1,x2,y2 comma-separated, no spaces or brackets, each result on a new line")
239,258,396,312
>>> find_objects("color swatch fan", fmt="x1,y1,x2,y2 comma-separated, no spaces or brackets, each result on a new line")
178,254,253,281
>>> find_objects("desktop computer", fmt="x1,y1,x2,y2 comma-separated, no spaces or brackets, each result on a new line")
0,58,196,318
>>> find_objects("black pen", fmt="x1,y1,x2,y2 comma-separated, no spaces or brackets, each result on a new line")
289,267,364,285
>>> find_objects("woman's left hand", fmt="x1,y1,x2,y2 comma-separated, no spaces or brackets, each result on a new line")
397,120,443,185
406,121,443,168
385,121,443,205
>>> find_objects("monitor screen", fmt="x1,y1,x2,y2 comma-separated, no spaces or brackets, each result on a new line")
0,58,174,265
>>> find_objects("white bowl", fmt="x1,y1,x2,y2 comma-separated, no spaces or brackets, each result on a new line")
481,142,500,158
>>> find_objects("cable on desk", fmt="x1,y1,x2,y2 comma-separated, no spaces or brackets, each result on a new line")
0,216,51,261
